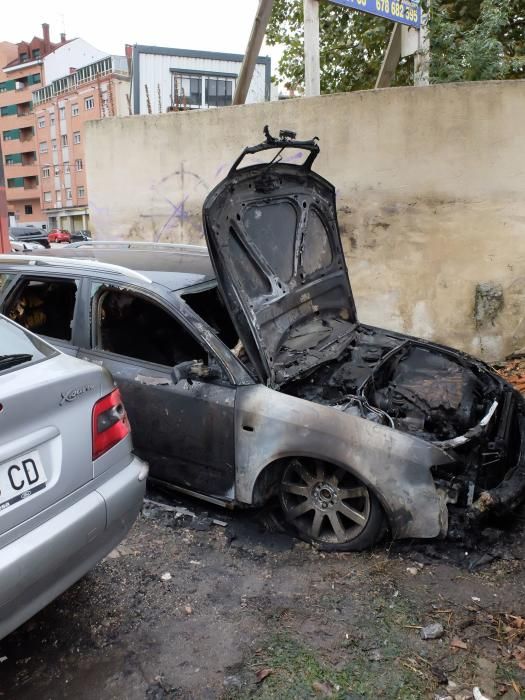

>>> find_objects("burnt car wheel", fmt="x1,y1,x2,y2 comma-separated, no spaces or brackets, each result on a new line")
279,458,386,551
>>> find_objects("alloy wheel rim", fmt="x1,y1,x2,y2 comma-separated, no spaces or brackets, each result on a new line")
280,459,371,544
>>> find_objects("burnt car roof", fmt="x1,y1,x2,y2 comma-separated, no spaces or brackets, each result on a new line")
32,243,215,290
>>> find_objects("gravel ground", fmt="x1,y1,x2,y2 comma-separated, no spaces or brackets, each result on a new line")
1,489,524,700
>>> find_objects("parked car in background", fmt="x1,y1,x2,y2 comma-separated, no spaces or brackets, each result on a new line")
70,230,92,242
0,313,147,640
0,129,523,552
9,237,46,253
48,229,71,244
9,226,50,249
9,238,24,253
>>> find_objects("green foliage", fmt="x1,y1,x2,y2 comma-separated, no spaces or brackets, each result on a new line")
266,0,413,92
266,0,525,92
431,0,525,82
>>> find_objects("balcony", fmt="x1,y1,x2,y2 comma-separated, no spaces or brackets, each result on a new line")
6,185,40,202
4,162,38,179
15,113,34,130
19,126,35,142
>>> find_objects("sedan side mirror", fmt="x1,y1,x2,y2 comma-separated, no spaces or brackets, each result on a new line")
172,359,222,385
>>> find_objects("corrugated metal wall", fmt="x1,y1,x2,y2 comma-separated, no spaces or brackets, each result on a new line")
137,52,267,114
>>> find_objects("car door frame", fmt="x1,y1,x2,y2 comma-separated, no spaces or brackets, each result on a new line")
80,276,242,502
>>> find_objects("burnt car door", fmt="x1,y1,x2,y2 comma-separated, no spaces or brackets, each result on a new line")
80,281,237,502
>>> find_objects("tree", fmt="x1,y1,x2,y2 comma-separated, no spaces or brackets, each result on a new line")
431,1,525,82
266,0,525,92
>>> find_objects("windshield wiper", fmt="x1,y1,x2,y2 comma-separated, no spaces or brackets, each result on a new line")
0,353,33,370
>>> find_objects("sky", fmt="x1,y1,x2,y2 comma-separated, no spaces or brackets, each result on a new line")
3,0,282,70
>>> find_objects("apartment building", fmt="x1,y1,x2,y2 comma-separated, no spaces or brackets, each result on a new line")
33,55,129,232
1,24,109,227
0,25,68,226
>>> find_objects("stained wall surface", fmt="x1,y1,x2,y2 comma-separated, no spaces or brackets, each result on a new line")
85,81,525,360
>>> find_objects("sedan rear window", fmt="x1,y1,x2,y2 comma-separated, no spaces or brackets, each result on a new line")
5,277,78,341
0,316,57,374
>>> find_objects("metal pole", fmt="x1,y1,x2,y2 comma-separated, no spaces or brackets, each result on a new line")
375,23,402,88
414,4,430,86
304,0,320,96
0,137,9,253
233,0,275,105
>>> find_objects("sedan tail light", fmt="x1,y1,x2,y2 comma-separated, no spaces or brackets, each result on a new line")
92,388,130,460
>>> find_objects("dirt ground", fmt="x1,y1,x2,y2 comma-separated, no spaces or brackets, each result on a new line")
1,485,524,700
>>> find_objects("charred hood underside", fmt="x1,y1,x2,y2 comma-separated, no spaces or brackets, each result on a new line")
203,128,357,388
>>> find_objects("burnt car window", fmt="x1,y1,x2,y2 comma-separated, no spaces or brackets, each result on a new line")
97,289,207,367
243,202,296,282
302,208,333,275
5,277,78,341
181,285,239,348
0,273,15,294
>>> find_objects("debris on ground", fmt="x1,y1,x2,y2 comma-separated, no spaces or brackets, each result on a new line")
1,487,523,699
494,354,525,393
421,622,445,640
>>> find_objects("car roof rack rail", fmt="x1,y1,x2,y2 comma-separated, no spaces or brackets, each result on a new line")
66,240,209,255
0,254,152,284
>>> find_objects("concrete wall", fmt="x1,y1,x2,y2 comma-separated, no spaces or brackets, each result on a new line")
85,80,525,361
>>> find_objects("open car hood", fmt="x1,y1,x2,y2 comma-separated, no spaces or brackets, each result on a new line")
203,127,358,387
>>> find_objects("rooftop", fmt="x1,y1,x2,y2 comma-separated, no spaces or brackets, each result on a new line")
32,55,129,105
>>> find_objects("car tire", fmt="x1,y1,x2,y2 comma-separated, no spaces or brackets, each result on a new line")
278,458,387,552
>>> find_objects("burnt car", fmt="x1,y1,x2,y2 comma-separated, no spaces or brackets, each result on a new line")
0,128,523,551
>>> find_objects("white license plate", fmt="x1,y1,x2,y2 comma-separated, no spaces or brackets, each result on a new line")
0,451,47,512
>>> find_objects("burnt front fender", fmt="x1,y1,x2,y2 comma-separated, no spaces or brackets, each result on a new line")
235,385,454,539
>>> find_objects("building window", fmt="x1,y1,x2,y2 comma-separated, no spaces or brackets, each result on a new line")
32,48,41,60
54,165,60,176
39,141,48,153
55,189,61,201
50,114,55,126
1,104,18,117
205,77,233,107
19,52,28,62
85,97,94,110
42,166,50,178
0,80,16,93
71,104,79,116
24,204,33,215
77,186,85,198
5,153,22,165
43,191,51,203
64,161,70,174
66,188,72,200
61,134,68,146
173,75,202,107
75,158,83,171
59,106,66,120
73,131,81,144
7,177,24,188
38,116,45,128
3,129,20,141
51,139,57,152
